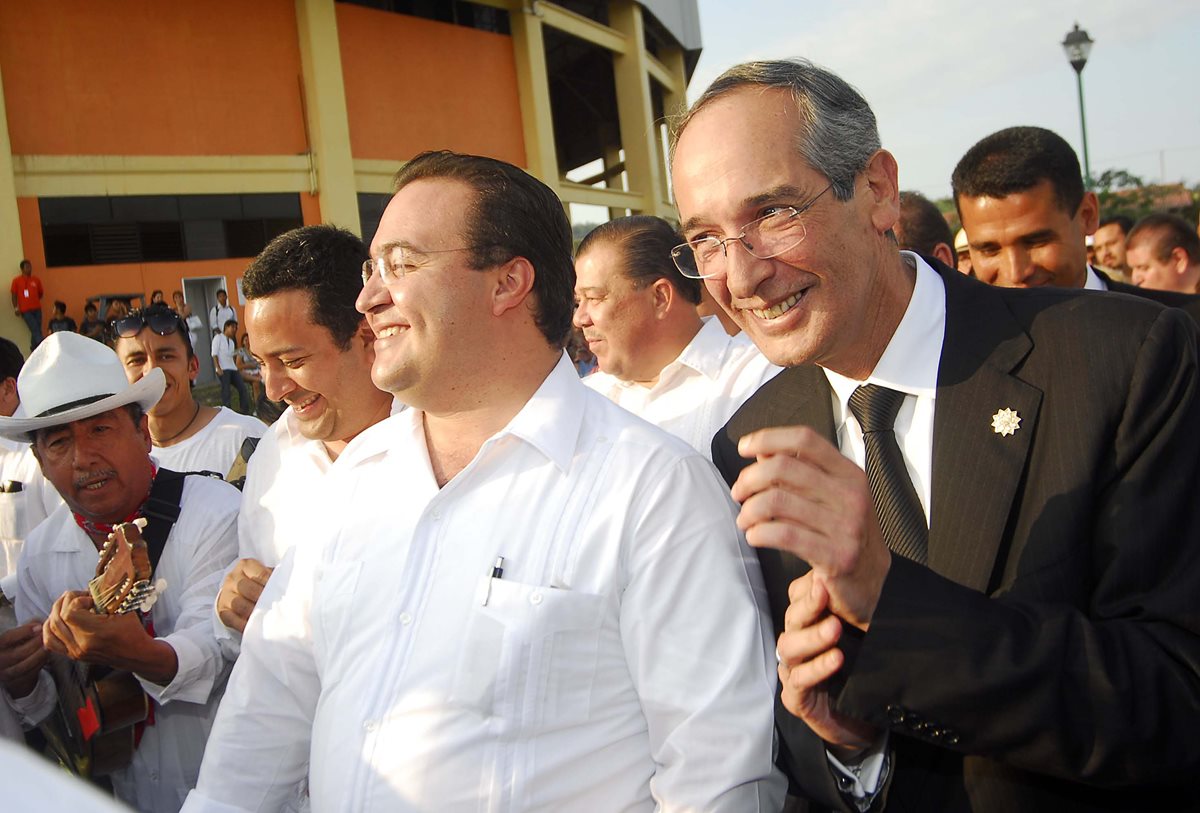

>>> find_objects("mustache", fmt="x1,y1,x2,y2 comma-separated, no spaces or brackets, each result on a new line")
74,469,118,489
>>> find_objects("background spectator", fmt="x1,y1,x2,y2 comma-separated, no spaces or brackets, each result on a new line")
46,301,76,334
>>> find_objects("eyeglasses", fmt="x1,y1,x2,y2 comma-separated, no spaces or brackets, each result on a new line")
110,306,187,340
362,244,478,286
671,184,833,279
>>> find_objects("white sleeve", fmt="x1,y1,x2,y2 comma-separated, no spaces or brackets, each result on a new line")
138,481,239,705
621,455,786,812
183,546,319,813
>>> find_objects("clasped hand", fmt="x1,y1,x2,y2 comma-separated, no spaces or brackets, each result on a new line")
732,426,892,751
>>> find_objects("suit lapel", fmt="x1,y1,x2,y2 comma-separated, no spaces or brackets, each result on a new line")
726,365,835,629
930,267,1042,591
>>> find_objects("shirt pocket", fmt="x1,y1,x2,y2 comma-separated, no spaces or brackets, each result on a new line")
312,560,364,672
450,578,607,727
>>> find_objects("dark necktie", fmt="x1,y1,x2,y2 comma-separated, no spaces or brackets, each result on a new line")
848,384,928,564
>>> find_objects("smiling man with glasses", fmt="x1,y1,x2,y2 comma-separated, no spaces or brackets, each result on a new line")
112,305,264,478
671,58,1200,811
185,150,784,813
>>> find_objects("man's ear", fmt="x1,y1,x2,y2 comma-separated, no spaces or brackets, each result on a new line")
1077,191,1100,234
863,149,901,235
493,256,536,317
651,278,674,319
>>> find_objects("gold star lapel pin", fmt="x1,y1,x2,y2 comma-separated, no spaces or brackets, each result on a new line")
991,408,1021,437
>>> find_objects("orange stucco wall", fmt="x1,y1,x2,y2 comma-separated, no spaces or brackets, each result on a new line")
14,194,321,329
0,0,307,156
338,5,526,165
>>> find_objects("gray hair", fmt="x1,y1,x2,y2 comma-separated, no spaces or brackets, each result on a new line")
671,59,880,202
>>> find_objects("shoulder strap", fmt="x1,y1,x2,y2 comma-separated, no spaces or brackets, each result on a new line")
140,469,188,575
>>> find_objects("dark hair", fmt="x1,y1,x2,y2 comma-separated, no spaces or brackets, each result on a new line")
53,300,66,313
1098,214,1134,236
577,216,701,305
223,319,238,332
896,192,955,258
242,224,368,351
84,302,97,314
151,289,163,300
1128,212,1200,264
216,289,226,297
672,59,880,203
19,259,30,272
392,150,575,347
0,337,23,382
952,126,1084,218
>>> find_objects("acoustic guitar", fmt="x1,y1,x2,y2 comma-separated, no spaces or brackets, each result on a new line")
41,518,158,778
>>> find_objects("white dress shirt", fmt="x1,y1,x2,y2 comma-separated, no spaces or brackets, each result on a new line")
152,407,265,479
185,354,785,813
210,334,236,373
1085,265,1106,291
5,475,240,813
212,401,404,659
0,436,62,589
209,305,236,334
585,316,781,459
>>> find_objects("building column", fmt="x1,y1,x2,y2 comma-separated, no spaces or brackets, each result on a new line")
510,3,561,191
0,59,29,350
608,0,665,216
295,0,362,234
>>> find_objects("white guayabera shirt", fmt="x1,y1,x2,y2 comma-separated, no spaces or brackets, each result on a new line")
185,354,786,813
584,315,781,459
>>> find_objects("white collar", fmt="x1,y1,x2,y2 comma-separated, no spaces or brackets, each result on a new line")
824,251,946,403
379,353,585,476
671,316,733,381
1085,265,1107,291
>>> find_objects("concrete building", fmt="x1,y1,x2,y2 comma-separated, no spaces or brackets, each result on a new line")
0,0,700,376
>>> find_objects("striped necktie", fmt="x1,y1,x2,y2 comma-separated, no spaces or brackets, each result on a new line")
848,384,928,564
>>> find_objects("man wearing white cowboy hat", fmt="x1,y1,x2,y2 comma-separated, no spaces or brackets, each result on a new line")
0,332,239,813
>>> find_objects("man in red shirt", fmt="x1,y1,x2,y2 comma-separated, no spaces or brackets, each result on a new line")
9,260,43,351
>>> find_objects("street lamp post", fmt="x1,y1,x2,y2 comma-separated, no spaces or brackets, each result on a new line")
1062,22,1095,187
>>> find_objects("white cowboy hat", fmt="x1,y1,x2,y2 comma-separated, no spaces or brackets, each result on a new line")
0,332,164,442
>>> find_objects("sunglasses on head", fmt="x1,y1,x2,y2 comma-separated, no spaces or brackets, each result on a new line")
110,307,186,340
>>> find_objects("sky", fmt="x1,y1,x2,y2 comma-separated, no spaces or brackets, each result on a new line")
685,0,1200,202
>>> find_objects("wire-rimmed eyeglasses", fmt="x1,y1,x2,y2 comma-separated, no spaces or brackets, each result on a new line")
671,184,833,279
361,244,477,286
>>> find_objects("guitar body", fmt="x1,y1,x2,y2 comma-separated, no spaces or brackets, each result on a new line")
41,519,155,779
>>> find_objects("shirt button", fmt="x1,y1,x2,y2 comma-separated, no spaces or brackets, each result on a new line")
431,508,442,520
529,591,543,606
399,612,413,626
364,720,378,732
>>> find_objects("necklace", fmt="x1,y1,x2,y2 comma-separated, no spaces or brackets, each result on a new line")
152,400,202,445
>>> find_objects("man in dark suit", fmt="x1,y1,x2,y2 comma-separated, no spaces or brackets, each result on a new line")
670,58,1200,811
952,125,1200,322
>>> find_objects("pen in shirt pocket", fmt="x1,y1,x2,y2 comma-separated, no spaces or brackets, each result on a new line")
1,480,23,493
482,556,505,606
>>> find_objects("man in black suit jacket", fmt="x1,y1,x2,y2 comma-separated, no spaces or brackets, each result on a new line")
671,58,1200,811
952,125,1200,323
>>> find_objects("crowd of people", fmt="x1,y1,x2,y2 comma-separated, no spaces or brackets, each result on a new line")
0,56,1199,813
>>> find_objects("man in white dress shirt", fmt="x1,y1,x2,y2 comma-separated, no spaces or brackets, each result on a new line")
113,305,263,478
185,151,784,813
208,290,235,339
0,333,238,812
574,215,779,458
212,225,395,655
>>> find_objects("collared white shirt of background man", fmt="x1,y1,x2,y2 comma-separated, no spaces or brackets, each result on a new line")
7,474,239,813
584,314,780,458
212,399,404,660
151,406,264,477
184,355,785,813
0,435,61,594
210,332,236,373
